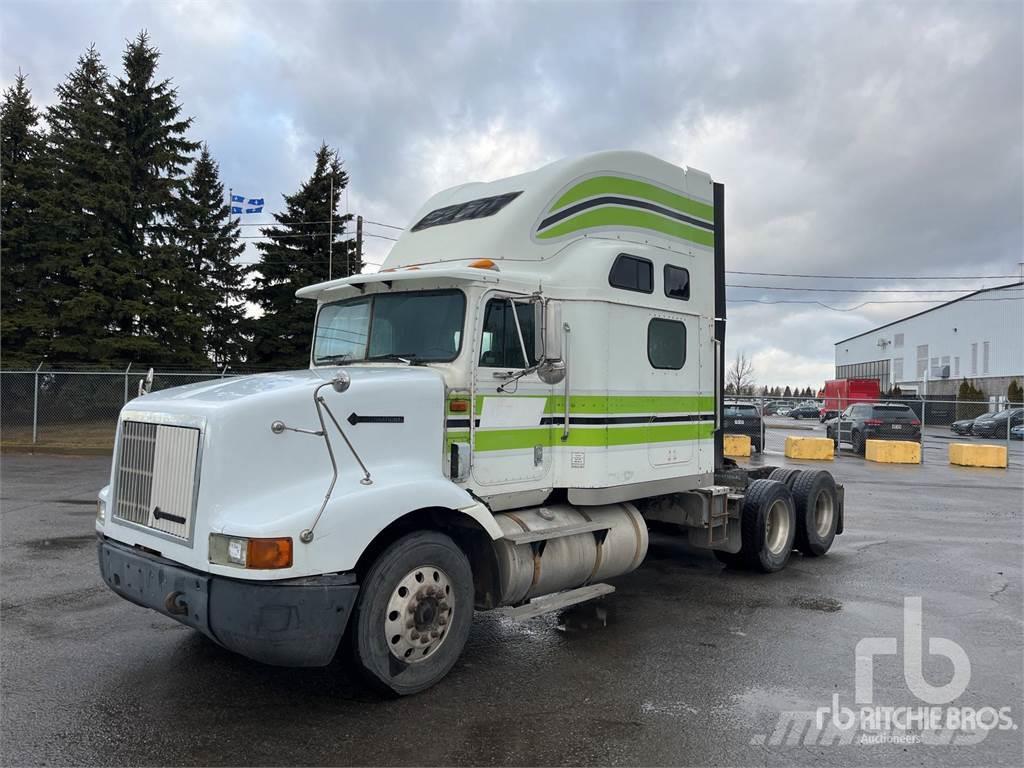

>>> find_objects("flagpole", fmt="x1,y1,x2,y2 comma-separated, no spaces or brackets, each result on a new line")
328,174,334,281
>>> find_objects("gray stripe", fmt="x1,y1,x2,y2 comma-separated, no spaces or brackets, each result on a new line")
538,196,715,233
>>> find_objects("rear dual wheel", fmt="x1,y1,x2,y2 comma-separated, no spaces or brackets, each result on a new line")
717,479,797,573
791,470,839,557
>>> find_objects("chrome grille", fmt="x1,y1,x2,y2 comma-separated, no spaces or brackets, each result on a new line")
113,420,200,542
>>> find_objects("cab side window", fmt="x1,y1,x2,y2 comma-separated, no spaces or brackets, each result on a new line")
664,265,690,300
479,299,536,368
647,318,686,370
609,254,653,294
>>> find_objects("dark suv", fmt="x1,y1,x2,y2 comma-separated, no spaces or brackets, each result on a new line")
723,402,765,452
827,403,921,454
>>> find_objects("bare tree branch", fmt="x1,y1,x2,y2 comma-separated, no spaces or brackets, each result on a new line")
727,351,756,395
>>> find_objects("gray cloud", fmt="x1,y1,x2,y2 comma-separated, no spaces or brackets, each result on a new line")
3,0,1020,385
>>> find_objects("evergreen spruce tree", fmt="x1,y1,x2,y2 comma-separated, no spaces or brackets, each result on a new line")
41,47,124,363
174,144,246,365
108,31,200,365
247,143,358,368
1008,379,1023,405
0,71,50,365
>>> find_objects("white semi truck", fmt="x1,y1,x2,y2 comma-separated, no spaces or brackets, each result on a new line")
96,151,844,694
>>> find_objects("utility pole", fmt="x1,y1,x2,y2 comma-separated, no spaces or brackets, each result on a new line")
328,174,334,280
356,215,363,276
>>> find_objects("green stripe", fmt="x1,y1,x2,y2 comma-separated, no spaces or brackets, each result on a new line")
472,422,713,451
536,206,715,247
550,176,714,222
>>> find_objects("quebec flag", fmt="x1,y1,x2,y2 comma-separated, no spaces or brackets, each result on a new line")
230,194,263,214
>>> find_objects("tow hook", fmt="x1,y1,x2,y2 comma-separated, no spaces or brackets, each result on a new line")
164,591,189,616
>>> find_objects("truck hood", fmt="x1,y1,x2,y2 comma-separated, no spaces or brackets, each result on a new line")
103,366,455,575
133,368,359,408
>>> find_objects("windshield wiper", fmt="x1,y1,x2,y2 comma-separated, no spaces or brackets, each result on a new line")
366,353,422,365
316,354,357,365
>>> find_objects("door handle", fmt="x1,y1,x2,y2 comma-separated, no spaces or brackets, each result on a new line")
492,371,515,380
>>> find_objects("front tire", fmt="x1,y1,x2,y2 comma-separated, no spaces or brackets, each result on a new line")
739,479,796,573
852,430,865,455
352,531,473,696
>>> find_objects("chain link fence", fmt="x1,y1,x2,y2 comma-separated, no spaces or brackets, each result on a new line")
2,369,1021,468
1,367,246,450
727,393,1022,469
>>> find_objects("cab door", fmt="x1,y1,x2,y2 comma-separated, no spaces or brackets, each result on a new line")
471,293,554,486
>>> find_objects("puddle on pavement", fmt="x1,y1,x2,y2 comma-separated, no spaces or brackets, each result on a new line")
25,535,96,551
789,595,842,613
557,600,616,633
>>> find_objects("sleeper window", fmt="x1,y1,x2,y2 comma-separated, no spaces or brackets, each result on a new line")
609,254,654,294
664,265,690,300
647,318,686,370
479,299,536,368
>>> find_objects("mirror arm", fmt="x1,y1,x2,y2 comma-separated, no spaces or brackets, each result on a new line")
509,298,530,370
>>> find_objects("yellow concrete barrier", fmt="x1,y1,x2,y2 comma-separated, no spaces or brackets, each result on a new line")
784,435,834,461
949,443,1007,468
723,434,752,457
865,439,920,464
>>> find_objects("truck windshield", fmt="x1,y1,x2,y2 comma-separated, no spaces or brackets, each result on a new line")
313,289,466,365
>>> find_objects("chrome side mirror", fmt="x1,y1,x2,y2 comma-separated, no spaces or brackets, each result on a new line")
331,371,351,393
533,298,563,363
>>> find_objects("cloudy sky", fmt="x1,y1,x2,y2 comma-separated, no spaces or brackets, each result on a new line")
3,0,1021,386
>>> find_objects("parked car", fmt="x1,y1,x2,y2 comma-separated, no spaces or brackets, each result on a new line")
1011,424,1024,441
950,417,979,435
788,403,821,419
723,402,765,452
972,408,1023,439
826,403,921,454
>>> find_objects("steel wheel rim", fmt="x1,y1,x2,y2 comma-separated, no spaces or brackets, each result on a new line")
765,499,791,556
813,491,834,537
384,565,454,664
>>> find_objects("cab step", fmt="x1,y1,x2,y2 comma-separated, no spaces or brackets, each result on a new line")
496,583,615,621
500,520,611,546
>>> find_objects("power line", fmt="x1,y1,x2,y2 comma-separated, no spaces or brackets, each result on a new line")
726,284,1024,294
726,269,1019,280
363,219,405,231
730,296,1023,312
233,231,398,241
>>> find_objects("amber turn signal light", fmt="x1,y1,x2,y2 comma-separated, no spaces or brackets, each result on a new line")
247,537,293,569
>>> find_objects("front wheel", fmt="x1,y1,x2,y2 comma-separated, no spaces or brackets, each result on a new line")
352,531,473,695
851,430,865,455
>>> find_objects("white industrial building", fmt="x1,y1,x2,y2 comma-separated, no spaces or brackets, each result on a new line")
834,282,1024,397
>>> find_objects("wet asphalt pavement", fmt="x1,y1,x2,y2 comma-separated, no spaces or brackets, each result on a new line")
2,441,1022,767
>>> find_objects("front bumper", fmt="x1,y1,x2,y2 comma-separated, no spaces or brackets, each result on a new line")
864,428,920,442
98,537,359,667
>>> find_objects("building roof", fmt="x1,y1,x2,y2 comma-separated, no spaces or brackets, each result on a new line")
834,281,1024,346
